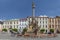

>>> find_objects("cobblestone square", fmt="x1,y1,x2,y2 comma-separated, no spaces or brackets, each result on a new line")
0,32,59,40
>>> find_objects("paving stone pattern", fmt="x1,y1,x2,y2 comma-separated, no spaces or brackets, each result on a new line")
0,32,59,40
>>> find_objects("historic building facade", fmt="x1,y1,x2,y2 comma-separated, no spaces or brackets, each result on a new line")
55,16,60,33
38,15,49,33
48,17,57,33
19,18,28,33
0,16,60,33
27,15,49,33
2,19,20,29
48,16,60,33
0,21,3,31
26,15,60,33
1,18,28,33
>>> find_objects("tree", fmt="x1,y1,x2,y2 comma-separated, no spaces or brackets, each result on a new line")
12,28,18,32
50,29,54,33
40,29,45,33
22,28,27,35
2,28,7,32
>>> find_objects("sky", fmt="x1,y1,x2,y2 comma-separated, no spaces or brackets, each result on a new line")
0,0,60,20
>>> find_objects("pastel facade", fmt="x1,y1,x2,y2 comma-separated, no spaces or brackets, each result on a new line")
1,18,28,33
0,16,60,33
2,19,20,29
48,16,60,33
55,16,60,32
48,17,57,33
26,15,60,33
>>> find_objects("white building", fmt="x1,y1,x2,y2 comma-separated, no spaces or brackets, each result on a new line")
2,19,20,29
38,15,49,33
1,18,28,33
0,21,3,31
19,18,28,33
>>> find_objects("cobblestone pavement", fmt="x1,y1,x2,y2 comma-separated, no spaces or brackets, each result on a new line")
0,32,60,40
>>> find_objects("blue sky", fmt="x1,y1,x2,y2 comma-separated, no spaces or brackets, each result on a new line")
0,0,60,19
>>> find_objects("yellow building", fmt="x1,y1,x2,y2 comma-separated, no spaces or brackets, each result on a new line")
55,16,60,33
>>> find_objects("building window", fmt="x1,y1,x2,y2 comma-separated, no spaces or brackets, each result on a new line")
20,27,21,29
40,21,41,23
5,26,6,28
45,21,47,23
49,25,51,28
14,25,15,28
10,22,12,24
17,21,18,24
43,18,44,20
46,25,47,28
3,26,4,28
43,25,44,28
46,30,47,33
46,18,47,20
50,19,51,22
10,26,12,28
17,25,18,28
8,22,9,24
14,21,15,24
52,25,54,28
4,22,6,24
40,18,41,20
